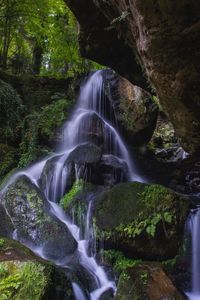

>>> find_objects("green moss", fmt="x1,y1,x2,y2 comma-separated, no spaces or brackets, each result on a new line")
0,144,18,181
95,182,189,260
103,250,141,273
38,98,71,139
0,261,50,300
162,255,179,273
19,98,73,167
95,182,145,230
116,265,150,300
0,239,5,249
0,80,23,144
60,179,84,210
150,118,176,150
102,185,175,240
139,184,171,213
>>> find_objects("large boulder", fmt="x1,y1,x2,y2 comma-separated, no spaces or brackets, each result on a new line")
72,112,104,146
0,204,14,238
67,143,102,164
99,154,128,186
66,143,103,185
0,237,41,262
1,176,77,261
66,0,200,154
116,263,186,300
103,71,158,146
64,1,148,90
94,182,189,260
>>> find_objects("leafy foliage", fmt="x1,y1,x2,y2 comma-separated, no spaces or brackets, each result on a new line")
102,185,175,241
103,250,141,273
14,263,48,300
0,144,18,180
116,185,173,238
60,179,84,210
18,97,72,167
0,261,49,300
115,211,173,238
0,0,103,76
0,80,23,143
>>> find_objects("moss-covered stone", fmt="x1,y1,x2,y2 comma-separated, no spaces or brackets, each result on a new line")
0,259,74,300
116,263,186,300
106,75,158,146
94,182,190,260
1,176,77,260
0,238,41,262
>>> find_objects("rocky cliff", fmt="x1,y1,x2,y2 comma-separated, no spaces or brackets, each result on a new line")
65,0,200,154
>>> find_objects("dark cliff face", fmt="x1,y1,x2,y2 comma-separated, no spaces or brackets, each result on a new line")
65,0,200,155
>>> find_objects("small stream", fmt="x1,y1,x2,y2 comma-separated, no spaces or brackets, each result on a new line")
0,70,144,299
185,208,200,300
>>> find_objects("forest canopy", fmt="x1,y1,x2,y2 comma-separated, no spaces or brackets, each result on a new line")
0,0,99,77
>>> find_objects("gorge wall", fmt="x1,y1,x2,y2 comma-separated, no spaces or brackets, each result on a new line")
65,0,200,155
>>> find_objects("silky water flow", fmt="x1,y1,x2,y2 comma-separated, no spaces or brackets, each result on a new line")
0,70,144,299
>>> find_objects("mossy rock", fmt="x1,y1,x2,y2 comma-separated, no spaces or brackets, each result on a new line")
0,259,74,300
0,238,41,262
0,144,19,181
116,263,186,300
95,182,145,229
103,72,158,147
94,182,190,260
1,175,77,260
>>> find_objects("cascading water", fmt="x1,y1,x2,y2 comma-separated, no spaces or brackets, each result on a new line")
0,70,143,299
185,208,200,300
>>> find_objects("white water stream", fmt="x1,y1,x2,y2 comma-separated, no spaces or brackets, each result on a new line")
0,70,144,299
185,208,200,300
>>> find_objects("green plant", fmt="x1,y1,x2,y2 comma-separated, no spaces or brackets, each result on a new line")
0,80,23,128
106,11,130,30
0,144,18,181
60,179,84,210
14,262,48,300
139,184,169,212
18,98,72,167
39,98,72,138
140,272,148,285
0,260,50,300
103,250,141,273
111,185,174,239
0,80,23,144
0,239,5,249
0,265,7,279
0,274,21,300
115,210,173,239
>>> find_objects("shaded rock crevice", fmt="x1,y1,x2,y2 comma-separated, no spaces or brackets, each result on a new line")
65,0,149,91
66,0,200,154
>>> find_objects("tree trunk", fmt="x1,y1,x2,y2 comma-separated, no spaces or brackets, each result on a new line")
32,42,43,74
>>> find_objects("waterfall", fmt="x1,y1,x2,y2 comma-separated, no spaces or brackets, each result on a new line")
0,70,143,299
185,208,200,300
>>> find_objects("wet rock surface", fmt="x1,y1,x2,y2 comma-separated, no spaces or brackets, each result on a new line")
94,182,190,260
66,0,200,154
116,263,186,300
103,71,158,146
1,176,77,260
